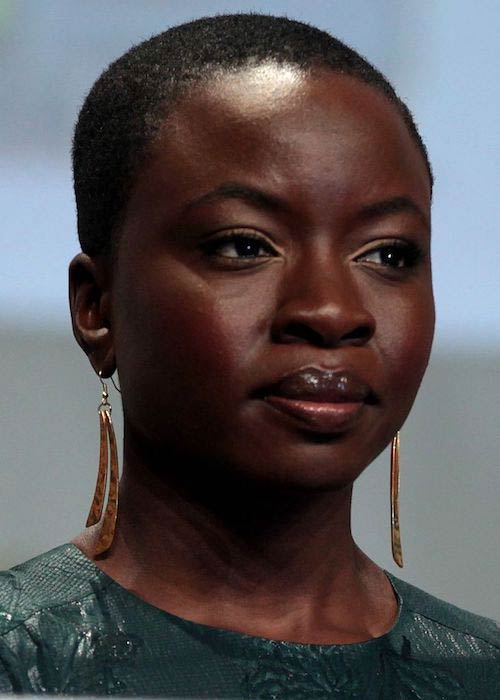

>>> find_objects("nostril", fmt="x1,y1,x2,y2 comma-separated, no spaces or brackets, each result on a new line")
275,321,374,347
279,322,326,346
339,325,373,346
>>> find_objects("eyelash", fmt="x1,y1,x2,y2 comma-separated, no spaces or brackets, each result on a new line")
355,240,425,270
201,232,424,270
200,232,278,262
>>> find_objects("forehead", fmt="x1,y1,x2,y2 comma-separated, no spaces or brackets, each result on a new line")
133,64,430,220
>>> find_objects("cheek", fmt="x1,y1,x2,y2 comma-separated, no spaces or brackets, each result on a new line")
374,285,435,412
112,260,276,439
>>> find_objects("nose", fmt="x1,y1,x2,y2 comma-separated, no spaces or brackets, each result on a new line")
271,257,375,348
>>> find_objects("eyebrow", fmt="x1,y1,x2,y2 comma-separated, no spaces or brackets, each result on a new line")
357,196,430,229
181,183,290,215
182,186,429,230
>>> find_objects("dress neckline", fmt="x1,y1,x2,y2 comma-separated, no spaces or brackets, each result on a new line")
65,542,405,652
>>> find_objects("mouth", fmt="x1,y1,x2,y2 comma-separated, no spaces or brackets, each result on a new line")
263,396,366,433
257,366,377,435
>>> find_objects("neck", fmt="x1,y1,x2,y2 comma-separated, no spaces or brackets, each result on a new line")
74,428,398,643
120,428,359,587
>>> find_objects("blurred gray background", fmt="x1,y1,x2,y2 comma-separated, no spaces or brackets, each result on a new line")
1,1,498,619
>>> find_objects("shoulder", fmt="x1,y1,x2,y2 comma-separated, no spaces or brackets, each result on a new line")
390,572,500,652
0,543,109,636
0,545,121,693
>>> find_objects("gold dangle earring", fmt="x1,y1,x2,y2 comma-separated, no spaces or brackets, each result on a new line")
85,371,119,555
390,432,403,568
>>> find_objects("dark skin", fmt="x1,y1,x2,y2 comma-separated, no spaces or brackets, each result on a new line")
70,65,434,644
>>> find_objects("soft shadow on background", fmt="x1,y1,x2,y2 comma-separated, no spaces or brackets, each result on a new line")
1,1,499,618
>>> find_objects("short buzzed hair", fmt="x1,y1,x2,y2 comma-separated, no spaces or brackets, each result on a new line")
73,13,432,257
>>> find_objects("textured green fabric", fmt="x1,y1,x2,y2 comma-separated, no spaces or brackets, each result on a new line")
0,544,498,697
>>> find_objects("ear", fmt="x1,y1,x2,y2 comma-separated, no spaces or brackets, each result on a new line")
69,253,115,377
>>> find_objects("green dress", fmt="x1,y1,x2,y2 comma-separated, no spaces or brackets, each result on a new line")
0,544,498,698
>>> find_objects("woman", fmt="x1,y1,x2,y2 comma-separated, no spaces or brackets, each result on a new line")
0,13,498,698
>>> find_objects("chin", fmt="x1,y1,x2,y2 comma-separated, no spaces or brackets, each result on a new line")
226,446,368,494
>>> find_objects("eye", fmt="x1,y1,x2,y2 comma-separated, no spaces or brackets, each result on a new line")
355,241,424,270
201,232,279,261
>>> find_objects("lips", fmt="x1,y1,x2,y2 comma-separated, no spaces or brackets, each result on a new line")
259,367,376,434
266,367,372,403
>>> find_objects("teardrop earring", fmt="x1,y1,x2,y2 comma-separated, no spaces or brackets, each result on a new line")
390,432,403,568
85,371,119,555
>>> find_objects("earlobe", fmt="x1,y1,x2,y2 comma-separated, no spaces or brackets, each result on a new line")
69,253,115,376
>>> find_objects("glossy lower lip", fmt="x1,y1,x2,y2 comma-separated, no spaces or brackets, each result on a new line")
263,396,365,434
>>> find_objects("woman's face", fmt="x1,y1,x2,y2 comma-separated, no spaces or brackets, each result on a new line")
110,65,434,489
